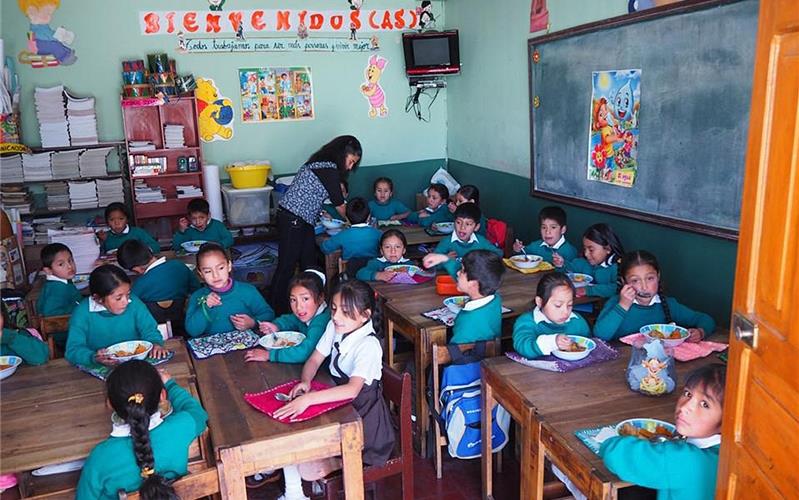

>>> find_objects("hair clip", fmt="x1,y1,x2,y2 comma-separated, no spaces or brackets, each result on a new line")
128,393,145,404
140,467,155,478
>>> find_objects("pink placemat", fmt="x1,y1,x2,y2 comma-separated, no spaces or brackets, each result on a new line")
619,333,728,362
244,379,352,423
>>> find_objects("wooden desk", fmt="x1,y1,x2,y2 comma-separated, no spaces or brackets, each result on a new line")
193,350,365,499
480,340,726,499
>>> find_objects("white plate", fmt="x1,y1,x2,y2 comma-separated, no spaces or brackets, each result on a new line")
443,295,469,314
568,273,594,288
181,240,208,253
322,219,346,230
259,331,307,350
106,340,153,362
0,356,22,380
31,458,86,476
432,222,455,234
552,336,595,361
510,254,542,269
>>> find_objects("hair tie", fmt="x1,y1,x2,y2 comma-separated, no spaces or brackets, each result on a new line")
140,467,155,478
304,268,326,286
128,393,144,404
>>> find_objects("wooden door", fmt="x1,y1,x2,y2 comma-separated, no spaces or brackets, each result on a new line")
717,0,799,497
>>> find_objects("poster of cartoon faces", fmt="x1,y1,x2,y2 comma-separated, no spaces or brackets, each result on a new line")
238,67,314,122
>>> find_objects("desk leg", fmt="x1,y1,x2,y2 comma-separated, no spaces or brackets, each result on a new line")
386,318,395,368
417,326,446,459
521,410,544,500
217,447,247,500
340,421,365,500
481,378,494,499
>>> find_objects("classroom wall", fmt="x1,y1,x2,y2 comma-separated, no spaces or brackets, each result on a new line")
445,0,737,325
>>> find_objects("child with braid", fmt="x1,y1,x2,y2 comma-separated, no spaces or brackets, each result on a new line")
76,360,208,499
593,250,715,341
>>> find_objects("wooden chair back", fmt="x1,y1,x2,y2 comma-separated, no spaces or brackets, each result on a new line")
117,467,220,500
37,314,71,359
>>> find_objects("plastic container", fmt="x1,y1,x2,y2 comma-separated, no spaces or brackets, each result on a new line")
225,162,271,189
436,275,460,296
221,184,273,227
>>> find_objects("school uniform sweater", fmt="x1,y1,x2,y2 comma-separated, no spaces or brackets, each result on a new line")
76,379,209,500
368,199,410,221
172,219,234,251
522,236,578,267
600,435,721,500
476,215,488,236
131,258,201,303
451,294,503,344
65,296,164,367
269,305,332,364
407,205,453,228
355,257,410,281
565,257,619,298
102,226,160,254
322,203,345,221
320,224,382,260
593,295,716,341
185,281,275,337
1,328,49,365
37,276,82,316
433,232,503,259
512,308,591,359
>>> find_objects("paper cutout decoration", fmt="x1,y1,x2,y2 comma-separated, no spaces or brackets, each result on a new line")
530,0,549,32
361,55,388,118
18,0,77,67
239,67,314,123
417,1,436,30
195,78,234,142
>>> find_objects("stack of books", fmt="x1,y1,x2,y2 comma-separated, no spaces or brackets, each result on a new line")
51,150,81,179
164,124,185,149
176,185,203,199
65,88,99,146
47,227,100,274
96,178,125,206
128,140,156,152
31,216,64,245
78,147,113,177
22,152,53,181
0,155,23,183
34,85,70,148
44,181,70,211
68,180,98,209
134,180,166,203
0,186,32,214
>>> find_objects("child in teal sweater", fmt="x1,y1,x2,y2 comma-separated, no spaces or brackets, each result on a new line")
36,243,82,350
447,185,487,235
407,183,453,228
594,250,715,341
320,197,381,260
0,313,49,365
185,243,275,336
598,364,726,500
565,223,625,298
77,360,208,500
432,203,502,259
368,177,411,221
512,272,591,359
245,269,330,364
99,202,160,254
66,265,168,367
117,239,200,303
513,205,578,268
172,198,234,251
356,229,413,281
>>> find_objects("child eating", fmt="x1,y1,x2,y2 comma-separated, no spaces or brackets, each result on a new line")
513,206,578,268
431,203,502,259
172,198,234,251
565,223,625,298
407,183,453,228
98,202,160,254
320,197,381,261
368,177,411,221
355,229,411,282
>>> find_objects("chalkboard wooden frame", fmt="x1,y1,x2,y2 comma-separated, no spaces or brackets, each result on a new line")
528,0,752,241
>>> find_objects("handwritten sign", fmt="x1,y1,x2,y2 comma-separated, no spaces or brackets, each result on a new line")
180,37,376,53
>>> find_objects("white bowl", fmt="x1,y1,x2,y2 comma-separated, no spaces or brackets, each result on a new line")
0,356,22,380
615,418,676,440
326,228,344,236
181,240,208,253
106,340,153,362
640,324,690,347
322,219,346,230
443,295,469,314
552,335,595,361
259,331,307,350
568,273,594,287
432,222,455,234
510,254,543,269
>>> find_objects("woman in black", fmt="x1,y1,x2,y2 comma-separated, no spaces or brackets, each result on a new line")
269,135,362,313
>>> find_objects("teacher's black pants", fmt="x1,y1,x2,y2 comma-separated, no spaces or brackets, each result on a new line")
269,209,318,314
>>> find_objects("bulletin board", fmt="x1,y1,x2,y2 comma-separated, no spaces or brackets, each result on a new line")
529,0,758,240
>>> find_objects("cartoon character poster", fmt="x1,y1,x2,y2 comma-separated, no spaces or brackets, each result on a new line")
195,78,234,142
588,69,641,188
238,67,314,123
18,0,77,68
360,55,388,118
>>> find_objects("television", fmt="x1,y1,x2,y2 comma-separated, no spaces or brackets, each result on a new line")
402,30,460,77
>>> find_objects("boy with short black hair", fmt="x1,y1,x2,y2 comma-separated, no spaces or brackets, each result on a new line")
432,203,503,259
36,243,82,350
172,198,234,251
513,205,578,268
450,250,506,344
407,183,453,228
117,239,201,304
320,197,381,260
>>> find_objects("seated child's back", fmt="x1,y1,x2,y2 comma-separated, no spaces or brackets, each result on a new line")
320,197,381,260
117,239,200,303
172,198,234,251
449,250,506,344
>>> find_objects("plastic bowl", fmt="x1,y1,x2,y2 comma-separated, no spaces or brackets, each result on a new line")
106,340,153,362
181,240,208,253
510,254,543,269
0,356,23,380
436,275,460,296
615,418,676,440
322,219,346,230
225,163,271,189
384,264,421,274
432,222,455,234
568,273,594,287
552,335,596,361
640,324,690,347
259,331,306,350
443,295,470,314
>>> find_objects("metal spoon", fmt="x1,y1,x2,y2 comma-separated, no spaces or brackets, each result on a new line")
274,392,292,402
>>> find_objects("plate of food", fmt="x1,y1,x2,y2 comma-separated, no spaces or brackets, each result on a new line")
322,219,346,230
0,356,22,380
568,273,594,288
106,340,153,362
640,323,690,347
384,264,423,275
73,273,90,290
552,335,596,361
443,295,470,314
431,222,455,234
509,254,543,269
181,240,208,253
259,331,307,350
615,418,677,441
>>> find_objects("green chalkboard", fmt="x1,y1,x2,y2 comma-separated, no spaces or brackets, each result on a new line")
529,0,758,240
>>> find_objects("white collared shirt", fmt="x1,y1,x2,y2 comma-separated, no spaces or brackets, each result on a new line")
46,274,69,284
305,302,327,325
540,235,566,250
316,320,383,384
451,232,478,245
377,256,409,263
600,254,616,269
635,294,662,306
144,256,167,274
687,434,721,449
110,411,164,437
532,306,579,355
111,224,131,235
462,294,494,311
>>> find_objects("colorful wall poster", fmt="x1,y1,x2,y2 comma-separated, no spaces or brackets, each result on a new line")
588,69,641,188
360,55,388,118
195,78,234,142
18,0,77,67
239,67,314,123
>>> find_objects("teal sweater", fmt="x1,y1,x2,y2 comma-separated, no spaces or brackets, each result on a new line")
600,436,720,500
594,295,716,341
407,205,453,228
355,257,410,281
523,238,578,267
131,259,201,303
512,310,591,359
172,219,233,251
565,258,619,298
320,225,381,260
1,327,49,365
269,307,332,363
76,379,208,500
451,295,503,344
368,199,410,221
185,281,275,337
102,226,160,254
433,234,503,259
65,296,164,367
37,278,82,316
322,202,345,221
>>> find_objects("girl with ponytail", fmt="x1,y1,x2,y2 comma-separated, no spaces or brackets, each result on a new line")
76,360,208,499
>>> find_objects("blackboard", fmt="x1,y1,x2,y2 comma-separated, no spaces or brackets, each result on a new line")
529,0,758,240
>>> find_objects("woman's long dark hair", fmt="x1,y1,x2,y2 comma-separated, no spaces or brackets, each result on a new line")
107,361,178,500
619,250,671,323
306,135,362,178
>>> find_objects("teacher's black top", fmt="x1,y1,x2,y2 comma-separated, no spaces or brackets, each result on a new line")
278,161,344,225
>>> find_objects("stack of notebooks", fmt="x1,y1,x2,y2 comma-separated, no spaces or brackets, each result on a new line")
31,217,64,245
21,221,35,246
78,147,113,177
164,124,185,149
44,182,70,211
34,85,70,148
47,227,100,274
51,150,81,179
0,155,23,183
176,185,203,199
134,180,166,203
0,186,32,214
65,89,99,146
68,180,98,209
96,178,125,206
129,140,156,152
22,152,53,181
